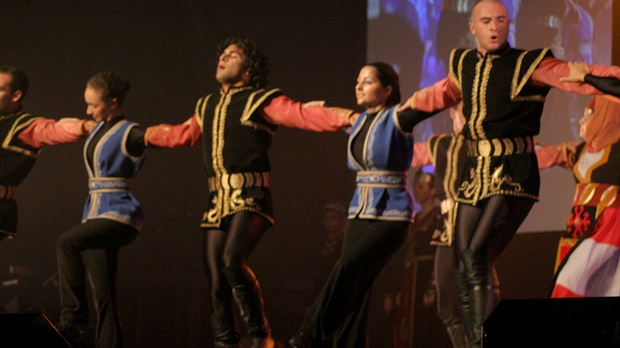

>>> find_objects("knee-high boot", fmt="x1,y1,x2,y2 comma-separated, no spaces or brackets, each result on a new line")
211,312,241,348
453,269,471,347
443,315,467,348
223,266,274,348
460,249,488,348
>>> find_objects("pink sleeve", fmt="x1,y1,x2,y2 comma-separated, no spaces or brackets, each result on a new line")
409,77,462,112
261,95,355,131
531,58,620,94
18,118,87,148
535,142,572,169
411,141,431,167
145,114,202,147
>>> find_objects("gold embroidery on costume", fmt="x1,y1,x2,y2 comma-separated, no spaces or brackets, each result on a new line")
230,189,256,210
194,95,211,130
3,114,42,157
242,89,281,122
241,89,281,135
457,49,470,91
468,63,480,140
445,135,463,201
477,140,492,157
512,48,550,100
473,56,495,140
489,164,523,193
459,165,481,200
198,88,278,228
205,195,221,225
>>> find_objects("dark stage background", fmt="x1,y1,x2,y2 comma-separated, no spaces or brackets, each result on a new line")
0,1,617,347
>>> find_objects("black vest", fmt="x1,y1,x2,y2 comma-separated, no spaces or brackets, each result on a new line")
194,86,281,177
450,46,553,140
0,112,42,186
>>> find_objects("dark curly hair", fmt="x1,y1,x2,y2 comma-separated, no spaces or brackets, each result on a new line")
0,66,29,102
365,62,401,107
86,71,131,106
216,36,270,89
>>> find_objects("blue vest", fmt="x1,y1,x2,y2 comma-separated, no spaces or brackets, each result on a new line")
347,106,414,221
82,120,145,229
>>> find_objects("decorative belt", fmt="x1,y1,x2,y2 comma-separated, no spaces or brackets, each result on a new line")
466,136,534,157
356,171,407,188
88,178,131,193
573,183,620,209
208,172,269,192
0,185,16,200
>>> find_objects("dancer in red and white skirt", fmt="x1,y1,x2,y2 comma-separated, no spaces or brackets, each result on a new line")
537,62,620,297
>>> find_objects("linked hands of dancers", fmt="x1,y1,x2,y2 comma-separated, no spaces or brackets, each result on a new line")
560,61,590,83
396,98,412,113
83,120,96,133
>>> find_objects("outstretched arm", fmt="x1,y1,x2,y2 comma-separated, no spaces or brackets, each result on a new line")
558,61,620,98
397,76,461,113
532,58,620,95
262,95,356,131
535,141,580,170
144,114,202,148
18,118,93,148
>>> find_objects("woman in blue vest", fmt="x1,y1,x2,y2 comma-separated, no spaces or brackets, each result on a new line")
56,71,146,348
290,62,435,347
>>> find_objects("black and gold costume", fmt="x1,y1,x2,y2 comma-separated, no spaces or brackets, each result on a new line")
194,86,281,229
425,133,466,247
0,112,40,236
408,39,620,347
450,46,553,205
146,83,354,347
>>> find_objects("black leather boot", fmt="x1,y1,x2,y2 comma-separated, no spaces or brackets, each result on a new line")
460,249,488,348
210,312,241,348
231,280,274,348
444,319,467,348
453,269,471,347
223,265,273,348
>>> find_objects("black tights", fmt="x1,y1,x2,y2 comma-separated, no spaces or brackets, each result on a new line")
453,195,534,347
455,195,534,267
203,211,272,344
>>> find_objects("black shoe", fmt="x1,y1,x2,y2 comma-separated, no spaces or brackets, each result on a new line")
288,332,312,348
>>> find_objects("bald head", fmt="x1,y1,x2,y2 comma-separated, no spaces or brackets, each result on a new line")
470,0,506,22
468,0,510,55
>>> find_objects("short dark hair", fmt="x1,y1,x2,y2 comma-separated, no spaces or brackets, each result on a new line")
365,62,401,107
0,66,29,102
216,36,270,89
86,71,131,106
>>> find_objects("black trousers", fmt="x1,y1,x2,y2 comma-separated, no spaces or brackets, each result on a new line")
297,218,409,348
57,218,138,348
203,211,272,344
453,195,534,347
435,244,500,348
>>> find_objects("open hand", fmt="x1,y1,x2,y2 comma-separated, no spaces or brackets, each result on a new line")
559,61,590,82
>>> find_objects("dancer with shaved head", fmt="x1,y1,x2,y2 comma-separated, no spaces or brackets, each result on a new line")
398,1,620,346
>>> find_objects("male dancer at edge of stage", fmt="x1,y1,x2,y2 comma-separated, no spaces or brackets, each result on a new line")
0,66,94,240
397,1,620,346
